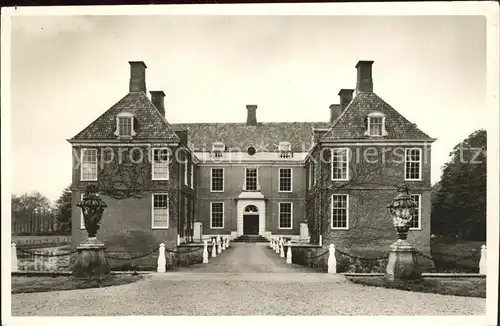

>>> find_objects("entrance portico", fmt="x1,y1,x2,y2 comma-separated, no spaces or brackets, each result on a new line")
236,191,266,236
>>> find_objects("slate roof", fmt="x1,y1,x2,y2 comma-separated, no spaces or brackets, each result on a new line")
322,92,433,141
71,92,180,141
173,122,330,152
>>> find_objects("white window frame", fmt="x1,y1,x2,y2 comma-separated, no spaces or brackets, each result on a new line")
151,193,169,229
331,148,350,181
404,148,422,181
184,159,188,186
278,202,293,230
210,168,224,192
80,148,98,181
409,194,422,230
365,111,387,137
210,202,225,229
278,168,293,193
331,194,349,230
114,112,136,138
308,164,312,190
190,162,194,189
152,148,170,181
244,167,259,191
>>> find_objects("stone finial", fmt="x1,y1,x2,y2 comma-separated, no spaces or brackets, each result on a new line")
212,240,217,258
11,243,18,273
286,241,292,264
280,243,285,258
157,243,166,273
202,240,209,264
479,244,487,275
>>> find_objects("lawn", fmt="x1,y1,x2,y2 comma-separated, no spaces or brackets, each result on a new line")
430,237,484,273
11,274,143,294
346,276,486,298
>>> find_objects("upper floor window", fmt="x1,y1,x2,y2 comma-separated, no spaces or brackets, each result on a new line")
114,112,136,138
211,168,224,192
190,163,194,188
152,193,169,229
212,142,225,158
152,148,169,180
80,148,98,181
278,141,293,158
405,148,422,181
409,194,421,230
308,163,312,190
245,168,258,191
184,159,188,186
279,168,292,192
365,112,387,137
331,194,349,229
331,148,349,181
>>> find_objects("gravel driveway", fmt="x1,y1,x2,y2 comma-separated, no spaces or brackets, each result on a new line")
11,243,486,316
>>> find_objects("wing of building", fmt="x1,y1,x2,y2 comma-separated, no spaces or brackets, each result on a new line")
68,60,435,267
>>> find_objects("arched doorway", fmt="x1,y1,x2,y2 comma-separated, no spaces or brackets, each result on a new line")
243,205,259,235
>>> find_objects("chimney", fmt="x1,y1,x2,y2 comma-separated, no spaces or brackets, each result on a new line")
129,61,147,93
329,104,342,124
355,60,374,93
175,129,189,147
246,105,257,126
150,91,165,117
338,89,354,111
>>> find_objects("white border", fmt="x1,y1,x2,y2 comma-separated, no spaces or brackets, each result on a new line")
151,193,169,229
80,148,98,181
244,167,259,191
278,202,293,229
331,194,349,230
278,167,293,193
151,148,170,181
404,148,423,181
210,167,224,192
210,201,224,229
331,148,350,181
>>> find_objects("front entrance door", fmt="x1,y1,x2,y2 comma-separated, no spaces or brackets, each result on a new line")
243,214,259,235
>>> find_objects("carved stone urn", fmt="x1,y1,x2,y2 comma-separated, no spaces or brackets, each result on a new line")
385,183,421,281
72,185,110,278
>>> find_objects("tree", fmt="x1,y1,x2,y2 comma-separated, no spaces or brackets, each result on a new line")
431,129,486,241
11,192,55,234
54,185,72,234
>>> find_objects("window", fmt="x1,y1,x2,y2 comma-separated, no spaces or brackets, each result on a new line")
184,159,188,186
190,163,194,188
245,168,258,191
366,112,387,137
212,142,225,158
313,162,317,185
114,112,136,138
210,202,224,229
331,194,349,229
152,148,169,180
331,148,349,181
79,194,85,229
279,168,292,192
279,202,293,229
211,168,224,192
247,146,256,156
81,149,98,181
405,148,422,180
308,164,312,190
410,194,421,230
152,194,169,228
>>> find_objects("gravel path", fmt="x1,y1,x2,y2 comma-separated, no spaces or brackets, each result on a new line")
11,243,486,316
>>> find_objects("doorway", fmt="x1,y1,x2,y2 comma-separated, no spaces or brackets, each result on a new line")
243,214,259,235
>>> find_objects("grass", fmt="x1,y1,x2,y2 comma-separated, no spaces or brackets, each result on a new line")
11,274,143,294
346,276,486,298
430,237,483,273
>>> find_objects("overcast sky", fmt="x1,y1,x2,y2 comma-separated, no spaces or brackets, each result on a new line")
9,14,486,202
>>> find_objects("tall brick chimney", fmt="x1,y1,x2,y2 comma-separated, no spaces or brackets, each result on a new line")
246,105,257,126
150,91,165,117
355,60,374,93
338,89,354,111
129,61,147,93
329,104,342,124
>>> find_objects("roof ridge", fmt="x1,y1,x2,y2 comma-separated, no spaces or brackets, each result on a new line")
136,92,181,142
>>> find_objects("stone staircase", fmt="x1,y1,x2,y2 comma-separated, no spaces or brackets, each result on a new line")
232,235,269,243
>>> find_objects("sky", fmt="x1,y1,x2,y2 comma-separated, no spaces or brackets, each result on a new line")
9,14,487,202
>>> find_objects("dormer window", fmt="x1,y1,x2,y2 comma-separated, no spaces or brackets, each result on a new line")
278,141,293,158
212,142,225,158
365,112,387,137
114,112,136,138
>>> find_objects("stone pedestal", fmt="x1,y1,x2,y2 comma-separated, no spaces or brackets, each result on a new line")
385,239,421,281
72,237,110,278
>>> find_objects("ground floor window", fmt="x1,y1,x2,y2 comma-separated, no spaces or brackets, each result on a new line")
279,202,293,229
210,202,224,229
152,194,169,228
331,194,349,229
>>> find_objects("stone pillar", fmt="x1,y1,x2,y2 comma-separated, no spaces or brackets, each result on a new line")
72,237,111,278
385,239,421,281
193,221,203,242
11,243,18,272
